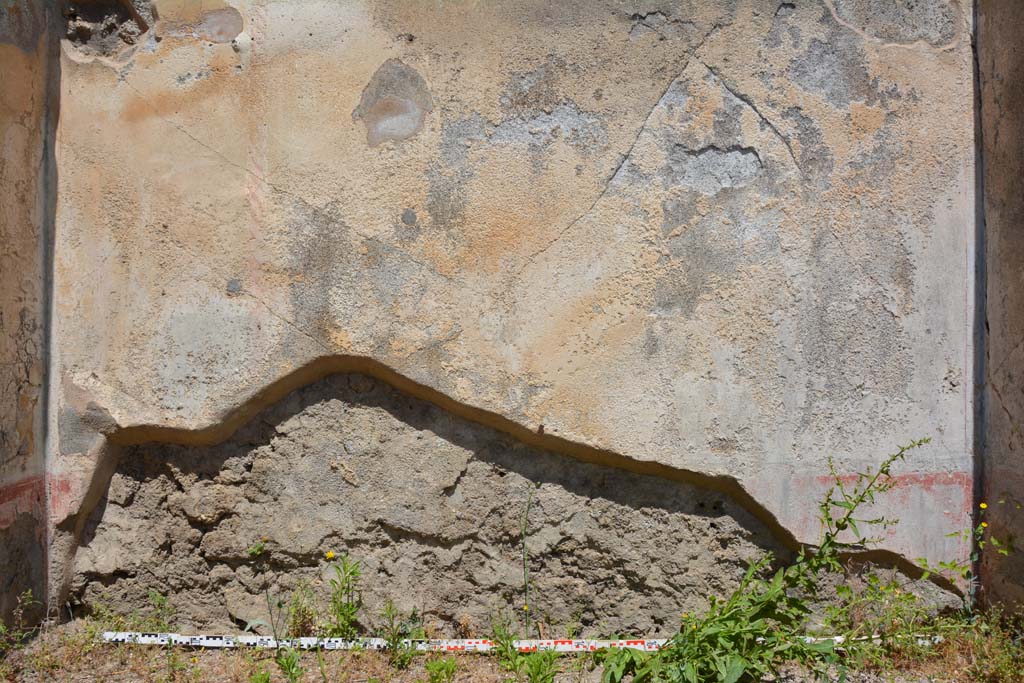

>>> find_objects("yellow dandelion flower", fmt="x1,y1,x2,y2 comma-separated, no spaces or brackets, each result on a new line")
982,522,989,528
523,604,529,611
980,503,989,510
325,550,336,560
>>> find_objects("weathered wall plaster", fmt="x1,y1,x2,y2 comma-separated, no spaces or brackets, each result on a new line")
978,0,1024,606
72,373,796,635
0,1,58,621
1,0,993,620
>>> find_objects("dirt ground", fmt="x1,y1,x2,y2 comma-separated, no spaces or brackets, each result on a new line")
1,621,949,683
4,620,594,683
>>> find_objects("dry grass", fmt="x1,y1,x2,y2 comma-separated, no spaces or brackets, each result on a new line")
852,610,1024,683
1,620,601,683
4,615,1024,683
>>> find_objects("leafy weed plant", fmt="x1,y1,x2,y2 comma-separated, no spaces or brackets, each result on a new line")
379,599,425,670
274,647,304,683
599,438,931,683
425,654,458,683
325,553,363,639
286,581,318,638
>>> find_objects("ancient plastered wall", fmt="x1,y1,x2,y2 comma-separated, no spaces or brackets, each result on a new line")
72,373,795,635
0,2,56,620
979,0,1024,605
50,0,977,605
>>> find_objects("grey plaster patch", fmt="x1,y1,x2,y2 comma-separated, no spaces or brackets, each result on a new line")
58,402,114,454
712,97,744,145
424,115,488,231
781,107,834,188
353,59,433,147
283,197,358,336
660,193,701,236
788,34,874,107
425,163,470,233
400,208,417,226
795,222,915,438
71,373,789,636
499,62,563,116
831,0,958,46
765,2,800,50
663,145,763,195
488,103,607,154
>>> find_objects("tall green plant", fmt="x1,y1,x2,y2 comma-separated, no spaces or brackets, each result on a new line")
379,599,425,670
599,438,931,683
324,554,363,639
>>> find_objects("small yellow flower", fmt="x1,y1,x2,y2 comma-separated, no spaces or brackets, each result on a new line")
325,550,336,560
523,604,529,611
980,503,989,510
982,522,989,528
191,657,198,664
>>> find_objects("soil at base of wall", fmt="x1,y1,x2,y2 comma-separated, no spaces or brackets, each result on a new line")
2,620,938,683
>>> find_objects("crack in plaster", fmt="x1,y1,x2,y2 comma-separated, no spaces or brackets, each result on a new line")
161,230,335,359
990,333,1024,377
513,24,725,277
698,61,803,177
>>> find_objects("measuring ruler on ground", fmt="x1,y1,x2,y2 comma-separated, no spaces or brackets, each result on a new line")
102,632,669,652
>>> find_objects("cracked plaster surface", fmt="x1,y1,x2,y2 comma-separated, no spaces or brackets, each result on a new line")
45,0,977,599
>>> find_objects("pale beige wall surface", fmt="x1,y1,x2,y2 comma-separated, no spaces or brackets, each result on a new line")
42,0,979,608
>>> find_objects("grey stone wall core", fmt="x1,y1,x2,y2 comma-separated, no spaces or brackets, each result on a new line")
73,373,790,636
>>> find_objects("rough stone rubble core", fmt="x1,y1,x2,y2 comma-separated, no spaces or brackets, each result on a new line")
73,373,790,636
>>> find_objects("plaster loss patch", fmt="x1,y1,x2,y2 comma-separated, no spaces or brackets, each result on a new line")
665,145,763,195
354,60,433,147
63,0,152,58
71,374,787,636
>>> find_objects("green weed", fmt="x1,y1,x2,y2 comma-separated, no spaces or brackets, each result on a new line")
599,438,931,683
379,598,425,670
522,650,559,683
286,581,318,638
248,666,272,683
274,647,303,683
324,553,363,639
425,654,458,683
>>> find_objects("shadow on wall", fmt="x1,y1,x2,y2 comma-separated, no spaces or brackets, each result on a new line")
0,0,61,624
70,373,792,637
